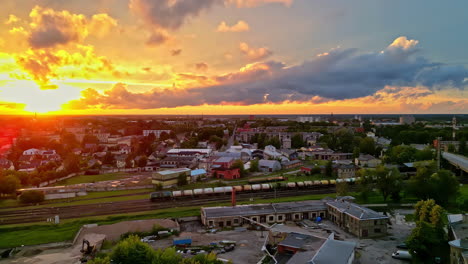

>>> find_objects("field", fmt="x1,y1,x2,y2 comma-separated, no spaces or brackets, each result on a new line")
52,172,129,186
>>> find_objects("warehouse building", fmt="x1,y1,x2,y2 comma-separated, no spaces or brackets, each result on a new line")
201,200,327,228
326,200,388,238
152,168,191,188
201,199,388,238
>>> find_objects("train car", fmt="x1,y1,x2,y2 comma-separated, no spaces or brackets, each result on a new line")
329,180,336,185
233,185,243,192
336,178,344,183
304,181,313,188
296,182,305,188
213,187,225,195
183,190,194,197
320,180,329,185
313,180,322,186
243,185,252,192
203,188,214,195
287,182,296,189
261,184,270,190
248,176,287,184
194,189,204,196
251,184,262,191
150,191,172,202
173,190,183,198
223,186,233,193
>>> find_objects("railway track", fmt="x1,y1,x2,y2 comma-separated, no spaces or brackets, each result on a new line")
0,187,355,225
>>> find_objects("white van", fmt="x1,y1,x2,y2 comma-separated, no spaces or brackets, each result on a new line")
392,250,412,260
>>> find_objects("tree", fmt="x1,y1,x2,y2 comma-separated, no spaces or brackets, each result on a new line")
177,173,188,186
291,134,305,149
406,200,447,263
19,190,45,204
111,235,155,264
336,181,348,196
63,153,81,173
103,151,115,165
325,160,333,177
0,175,20,196
249,159,259,172
459,138,466,155
359,137,376,156
266,136,281,149
137,156,148,167
429,170,460,207
231,159,246,177
374,166,402,202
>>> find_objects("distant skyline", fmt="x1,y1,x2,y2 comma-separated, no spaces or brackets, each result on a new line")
0,0,467,115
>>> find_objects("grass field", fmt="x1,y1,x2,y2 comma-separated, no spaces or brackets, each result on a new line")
0,188,154,211
52,172,129,186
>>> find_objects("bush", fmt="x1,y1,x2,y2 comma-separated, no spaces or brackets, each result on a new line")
19,190,45,204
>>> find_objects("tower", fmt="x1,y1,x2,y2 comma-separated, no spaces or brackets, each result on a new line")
452,116,457,140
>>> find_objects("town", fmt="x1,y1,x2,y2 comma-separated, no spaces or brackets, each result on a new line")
0,114,466,264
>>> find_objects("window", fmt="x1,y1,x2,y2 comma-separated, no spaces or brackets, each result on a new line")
226,221,231,226
374,220,377,225
234,218,239,224
374,228,381,233
278,215,283,221
208,221,214,226
269,216,275,222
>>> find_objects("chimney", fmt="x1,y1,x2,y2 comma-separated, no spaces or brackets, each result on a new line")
231,188,236,207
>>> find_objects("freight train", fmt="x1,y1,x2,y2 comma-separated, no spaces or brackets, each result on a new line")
149,177,358,202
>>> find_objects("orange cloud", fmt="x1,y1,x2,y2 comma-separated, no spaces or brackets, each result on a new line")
217,20,250,32
195,62,209,71
227,0,293,8
239,42,273,61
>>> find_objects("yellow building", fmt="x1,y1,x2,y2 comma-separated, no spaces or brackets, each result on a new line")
152,168,191,188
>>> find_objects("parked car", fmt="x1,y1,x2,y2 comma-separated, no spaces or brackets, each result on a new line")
392,250,412,260
396,243,408,249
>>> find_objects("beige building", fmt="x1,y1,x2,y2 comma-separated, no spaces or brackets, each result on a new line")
201,199,388,239
326,200,388,238
447,214,468,264
152,168,191,188
355,154,381,168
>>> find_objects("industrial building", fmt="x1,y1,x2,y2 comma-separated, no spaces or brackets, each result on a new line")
201,199,388,238
326,200,388,238
152,168,191,188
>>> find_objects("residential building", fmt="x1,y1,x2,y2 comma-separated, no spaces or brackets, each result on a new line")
152,168,191,188
160,156,197,169
166,148,212,158
0,158,14,170
355,154,382,168
212,157,241,180
282,160,303,169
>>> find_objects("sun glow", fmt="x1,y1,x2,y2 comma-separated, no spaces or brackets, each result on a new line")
0,80,81,114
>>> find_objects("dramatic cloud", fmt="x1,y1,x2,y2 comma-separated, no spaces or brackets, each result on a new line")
217,20,250,32
195,62,209,71
239,42,273,61
65,37,468,109
4,14,19,25
226,0,293,8
130,0,218,45
21,6,117,48
15,45,121,86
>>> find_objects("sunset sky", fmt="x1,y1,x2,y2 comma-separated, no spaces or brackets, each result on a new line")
0,0,467,115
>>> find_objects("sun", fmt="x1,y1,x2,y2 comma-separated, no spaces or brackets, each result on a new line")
1,80,81,114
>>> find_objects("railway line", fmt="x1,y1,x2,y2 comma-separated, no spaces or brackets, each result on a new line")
0,187,351,225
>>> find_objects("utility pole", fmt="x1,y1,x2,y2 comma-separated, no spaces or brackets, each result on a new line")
437,136,442,170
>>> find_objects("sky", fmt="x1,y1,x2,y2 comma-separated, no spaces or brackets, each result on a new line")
0,0,467,115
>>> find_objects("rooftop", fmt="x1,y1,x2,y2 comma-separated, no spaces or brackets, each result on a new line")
202,200,326,219
326,200,388,220
310,239,356,264
156,168,191,175
279,232,326,251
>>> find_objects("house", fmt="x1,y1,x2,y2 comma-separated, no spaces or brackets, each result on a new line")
118,144,131,154
23,148,41,155
0,158,14,170
115,154,128,169
355,154,381,168
259,159,282,172
152,168,191,188
447,214,468,264
280,149,298,160
143,130,171,138
264,145,289,162
212,157,241,180
166,148,212,158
